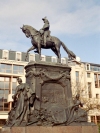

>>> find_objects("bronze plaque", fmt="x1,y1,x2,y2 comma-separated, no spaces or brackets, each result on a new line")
41,82,67,108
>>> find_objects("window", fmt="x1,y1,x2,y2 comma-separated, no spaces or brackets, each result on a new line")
91,116,100,124
90,65,93,71
94,66,98,71
41,55,45,61
0,64,12,73
0,76,19,111
99,74,100,88
94,66,100,71
61,58,66,64
94,74,98,88
2,50,9,59
88,82,92,98
94,74,100,88
86,64,90,70
12,78,17,94
96,94,99,99
87,73,90,78
0,119,6,126
97,116,100,123
52,57,57,63
29,54,35,62
91,116,95,123
0,77,10,90
16,52,21,61
13,65,24,74
0,77,10,111
90,65,100,72
75,71,79,82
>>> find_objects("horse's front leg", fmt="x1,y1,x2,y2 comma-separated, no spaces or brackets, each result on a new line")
37,42,41,61
25,46,36,61
55,46,61,63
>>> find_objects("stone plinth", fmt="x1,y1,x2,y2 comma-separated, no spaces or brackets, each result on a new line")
1,126,98,133
24,61,88,125
25,61,73,111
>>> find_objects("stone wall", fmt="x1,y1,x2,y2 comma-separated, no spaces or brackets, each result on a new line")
1,126,98,133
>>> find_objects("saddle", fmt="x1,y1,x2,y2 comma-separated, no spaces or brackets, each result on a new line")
34,31,53,54
39,30,52,43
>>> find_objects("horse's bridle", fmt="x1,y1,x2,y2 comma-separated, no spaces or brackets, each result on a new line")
22,28,39,37
31,33,39,36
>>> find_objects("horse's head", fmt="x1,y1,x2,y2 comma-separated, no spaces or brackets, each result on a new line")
20,25,32,38
21,25,39,39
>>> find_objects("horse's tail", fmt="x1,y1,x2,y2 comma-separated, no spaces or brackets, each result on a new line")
61,41,76,59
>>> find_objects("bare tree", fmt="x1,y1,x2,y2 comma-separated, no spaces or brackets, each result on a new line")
70,63,100,112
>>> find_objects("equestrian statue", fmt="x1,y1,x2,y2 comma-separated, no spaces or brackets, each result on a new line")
21,17,76,63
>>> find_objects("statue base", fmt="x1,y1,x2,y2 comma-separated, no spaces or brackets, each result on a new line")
24,61,88,126
5,61,96,128
25,61,73,110
1,125,98,133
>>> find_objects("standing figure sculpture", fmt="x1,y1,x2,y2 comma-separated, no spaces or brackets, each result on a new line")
20,17,76,63
6,78,35,126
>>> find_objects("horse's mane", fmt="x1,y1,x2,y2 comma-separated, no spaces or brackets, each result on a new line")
23,25,39,34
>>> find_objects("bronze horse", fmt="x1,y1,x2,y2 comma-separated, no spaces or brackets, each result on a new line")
21,25,76,62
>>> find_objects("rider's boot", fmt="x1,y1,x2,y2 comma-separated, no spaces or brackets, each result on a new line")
43,36,46,47
34,50,38,53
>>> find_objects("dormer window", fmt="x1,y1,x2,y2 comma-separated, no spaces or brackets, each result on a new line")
2,50,9,59
86,64,90,71
16,52,21,61
61,58,66,64
29,54,35,62
51,57,57,63
41,55,45,61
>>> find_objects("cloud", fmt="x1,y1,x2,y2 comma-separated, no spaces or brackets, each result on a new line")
0,0,99,31
0,40,29,52
0,0,100,51
50,1,100,35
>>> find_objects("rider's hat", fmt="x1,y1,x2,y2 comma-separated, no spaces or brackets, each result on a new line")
42,17,47,21
42,17,49,23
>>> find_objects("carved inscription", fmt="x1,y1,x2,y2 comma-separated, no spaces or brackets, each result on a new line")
41,83,66,108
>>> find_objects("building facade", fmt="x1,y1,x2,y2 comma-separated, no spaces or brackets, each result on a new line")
0,49,100,126
68,59,100,124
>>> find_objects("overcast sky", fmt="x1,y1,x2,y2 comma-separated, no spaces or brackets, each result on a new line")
0,0,100,64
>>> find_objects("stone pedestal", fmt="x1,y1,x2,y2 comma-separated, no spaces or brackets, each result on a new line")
1,125,98,133
25,61,73,111
24,61,88,125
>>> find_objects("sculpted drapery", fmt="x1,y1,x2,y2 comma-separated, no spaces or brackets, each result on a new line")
6,78,34,126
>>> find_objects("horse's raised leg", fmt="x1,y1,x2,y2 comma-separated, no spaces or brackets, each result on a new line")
25,46,36,61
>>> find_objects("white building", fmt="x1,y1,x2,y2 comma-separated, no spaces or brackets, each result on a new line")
68,57,100,124
0,49,100,126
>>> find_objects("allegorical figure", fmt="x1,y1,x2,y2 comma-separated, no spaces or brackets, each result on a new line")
40,17,50,46
74,94,83,111
64,94,87,125
73,94,87,123
6,78,35,126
